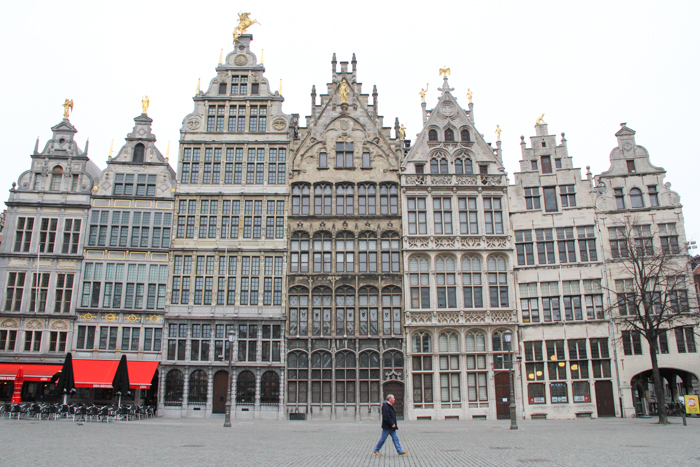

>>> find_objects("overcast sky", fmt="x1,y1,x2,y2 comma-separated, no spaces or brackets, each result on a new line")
2,1,699,240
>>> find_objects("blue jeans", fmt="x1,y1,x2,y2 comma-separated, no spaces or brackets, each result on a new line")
374,429,403,453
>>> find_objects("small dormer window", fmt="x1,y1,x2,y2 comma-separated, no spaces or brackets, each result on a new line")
531,161,538,170
555,159,562,169
445,129,454,142
219,82,227,94
630,188,644,208
541,141,546,147
415,164,424,174
428,129,438,141
461,129,471,142
627,160,636,173
251,83,260,95
50,166,63,191
133,143,145,163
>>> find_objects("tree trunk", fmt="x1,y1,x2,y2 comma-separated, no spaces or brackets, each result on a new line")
649,349,668,424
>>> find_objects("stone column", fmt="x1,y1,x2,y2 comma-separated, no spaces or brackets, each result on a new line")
254,367,261,419
206,367,214,417
181,366,189,417
231,368,238,418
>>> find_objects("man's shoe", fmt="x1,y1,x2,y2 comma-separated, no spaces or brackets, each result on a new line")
373,452,382,456
399,450,409,456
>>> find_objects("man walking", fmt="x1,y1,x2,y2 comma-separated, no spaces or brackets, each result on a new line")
373,394,408,456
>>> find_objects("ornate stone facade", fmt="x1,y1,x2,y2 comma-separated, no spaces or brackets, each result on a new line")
401,77,517,421
285,55,404,420
161,35,290,419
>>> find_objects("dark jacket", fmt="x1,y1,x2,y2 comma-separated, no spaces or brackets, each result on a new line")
381,400,397,431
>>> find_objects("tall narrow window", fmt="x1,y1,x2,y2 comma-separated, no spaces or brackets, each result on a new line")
50,166,63,191
488,256,508,308
436,256,457,308
541,156,552,174
543,187,558,212
462,256,482,308
409,257,430,309
133,143,145,163
630,188,644,208
433,197,453,235
336,142,354,168
444,129,454,141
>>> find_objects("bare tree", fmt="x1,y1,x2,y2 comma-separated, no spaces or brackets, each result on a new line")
605,217,699,424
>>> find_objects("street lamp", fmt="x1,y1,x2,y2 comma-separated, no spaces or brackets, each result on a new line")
224,330,236,428
504,331,518,430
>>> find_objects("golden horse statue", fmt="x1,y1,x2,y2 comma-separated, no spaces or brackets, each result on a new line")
233,12,260,42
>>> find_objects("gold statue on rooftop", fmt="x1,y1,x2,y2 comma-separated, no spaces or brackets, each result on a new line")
233,12,260,42
467,88,473,102
439,66,450,77
339,79,349,104
536,113,546,125
419,83,429,102
142,96,149,114
400,124,406,140
495,125,502,140
62,99,73,118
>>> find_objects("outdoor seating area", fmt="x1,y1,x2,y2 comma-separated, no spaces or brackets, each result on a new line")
1,402,156,422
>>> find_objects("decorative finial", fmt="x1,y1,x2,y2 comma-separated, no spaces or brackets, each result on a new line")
419,83,429,103
142,96,149,114
219,49,223,64
62,99,73,118
279,79,283,96
536,114,546,125
108,139,114,159
166,141,170,160
196,78,200,95
495,125,502,140
233,12,260,43
339,79,349,104
260,49,264,64
439,66,450,77
467,88,473,103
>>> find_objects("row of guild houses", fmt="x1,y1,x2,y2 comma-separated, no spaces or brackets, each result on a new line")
0,31,697,422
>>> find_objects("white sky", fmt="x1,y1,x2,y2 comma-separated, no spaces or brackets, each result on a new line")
2,1,699,240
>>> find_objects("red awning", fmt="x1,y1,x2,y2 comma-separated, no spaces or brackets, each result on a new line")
73,359,159,389
0,363,61,382
127,361,159,389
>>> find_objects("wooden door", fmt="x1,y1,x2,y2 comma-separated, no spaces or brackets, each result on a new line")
212,370,229,414
495,372,511,420
595,380,616,417
383,382,404,420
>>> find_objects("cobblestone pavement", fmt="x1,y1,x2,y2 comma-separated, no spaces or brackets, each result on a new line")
2,416,700,466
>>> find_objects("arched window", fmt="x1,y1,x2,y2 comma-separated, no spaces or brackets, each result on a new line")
359,286,379,335
455,158,473,175
335,232,355,273
488,256,509,308
287,351,308,404
409,256,430,309
312,232,332,273
382,285,402,335
466,331,488,402
50,166,63,191
439,331,461,405
133,143,145,163
359,351,380,403
292,183,310,215
358,183,376,215
462,256,483,308
358,232,378,273
260,371,280,405
428,129,438,141
236,370,256,404
164,369,184,406
436,256,457,308
311,351,332,403
379,183,399,215
335,351,356,403
289,286,309,336
381,231,400,273
444,128,454,142
335,285,355,336
492,330,513,370
630,188,644,208
336,184,354,215
383,350,404,373
314,183,332,215
290,232,310,273
461,129,471,142
188,369,208,404
430,158,449,174
411,333,433,407
311,286,332,336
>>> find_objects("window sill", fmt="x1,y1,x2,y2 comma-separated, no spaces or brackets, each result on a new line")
360,167,372,170
335,167,356,170
318,167,329,170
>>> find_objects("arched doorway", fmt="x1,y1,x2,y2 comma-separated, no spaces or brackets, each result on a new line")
212,370,229,414
383,382,404,421
630,368,699,416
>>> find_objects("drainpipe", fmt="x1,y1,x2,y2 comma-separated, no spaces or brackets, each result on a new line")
596,217,625,418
